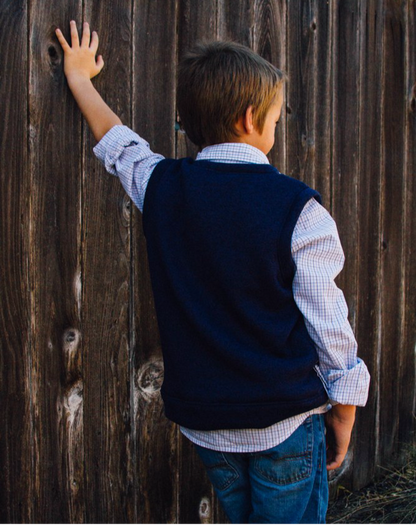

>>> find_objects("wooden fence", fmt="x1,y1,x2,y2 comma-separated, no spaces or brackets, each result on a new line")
1,0,415,522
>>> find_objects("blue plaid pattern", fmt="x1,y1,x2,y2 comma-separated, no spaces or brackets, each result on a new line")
93,125,370,452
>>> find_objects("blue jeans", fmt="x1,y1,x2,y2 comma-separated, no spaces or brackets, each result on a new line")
193,414,328,524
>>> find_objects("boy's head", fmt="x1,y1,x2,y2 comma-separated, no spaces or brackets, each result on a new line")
177,40,288,152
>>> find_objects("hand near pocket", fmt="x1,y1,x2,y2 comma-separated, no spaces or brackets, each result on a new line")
324,404,356,470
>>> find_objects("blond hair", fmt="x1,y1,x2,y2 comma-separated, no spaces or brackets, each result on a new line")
177,40,288,148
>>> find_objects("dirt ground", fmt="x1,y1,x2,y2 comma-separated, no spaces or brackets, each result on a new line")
327,446,416,524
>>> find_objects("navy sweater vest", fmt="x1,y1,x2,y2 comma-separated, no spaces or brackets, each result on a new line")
142,157,329,430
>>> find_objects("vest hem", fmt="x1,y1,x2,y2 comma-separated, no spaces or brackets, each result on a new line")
162,390,329,431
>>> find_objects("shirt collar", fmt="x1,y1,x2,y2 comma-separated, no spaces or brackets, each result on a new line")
196,142,270,165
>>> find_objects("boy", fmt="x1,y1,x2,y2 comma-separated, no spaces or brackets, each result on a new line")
55,21,370,524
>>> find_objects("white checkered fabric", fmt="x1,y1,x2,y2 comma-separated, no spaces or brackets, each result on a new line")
93,125,370,452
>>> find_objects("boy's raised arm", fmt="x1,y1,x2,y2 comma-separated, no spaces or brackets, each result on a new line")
55,20,122,142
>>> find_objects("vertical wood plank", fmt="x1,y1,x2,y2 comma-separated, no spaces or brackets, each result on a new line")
0,1,32,522
252,0,288,174
286,0,318,190
132,0,179,522
398,0,416,459
2,1,416,521
176,1,220,522
218,0,254,45
28,3,84,521
82,1,133,521
285,0,332,215
378,0,407,467
308,0,332,204
353,0,385,490
327,0,362,491
176,0,219,160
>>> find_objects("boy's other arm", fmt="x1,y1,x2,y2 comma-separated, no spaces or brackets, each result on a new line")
55,20,122,142
291,197,371,471
324,403,356,470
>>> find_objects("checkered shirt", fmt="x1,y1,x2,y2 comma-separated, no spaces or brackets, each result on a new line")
93,125,370,452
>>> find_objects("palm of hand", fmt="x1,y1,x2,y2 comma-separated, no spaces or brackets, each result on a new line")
55,20,104,81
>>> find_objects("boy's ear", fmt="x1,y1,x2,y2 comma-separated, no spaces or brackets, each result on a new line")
234,105,255,136
242,105,255,135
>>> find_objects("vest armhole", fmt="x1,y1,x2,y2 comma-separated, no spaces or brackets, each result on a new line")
277,187,322,285
142,158,178,237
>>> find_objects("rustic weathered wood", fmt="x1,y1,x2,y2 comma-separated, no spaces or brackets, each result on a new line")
378,0,407,467
308,0,332,206
286,0,317,190
132,0,179,522
1,0,416,522
82,1,133,522
0,1,32,523
398,0,416,463
285,0,333,199
283,0,332,256
328,0,362,492
353,0,385,491
218,0,254,46
252,0,287,172
28,2,86,522
176,0,219,161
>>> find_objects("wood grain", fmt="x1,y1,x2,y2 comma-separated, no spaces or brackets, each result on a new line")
397,0,416,463
252,0,287,172
378,0,407,467
82,1,133,521
353,0,385,490
284,0,332,219
132,0,179,522
1,0,415,521
286,0,318,189
28,2,84,521
328,0,362,491
0,0,32,522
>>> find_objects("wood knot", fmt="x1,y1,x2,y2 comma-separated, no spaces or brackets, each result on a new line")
410,83,416,112
199,497,212,523
48,45,60,66
62,380,83,425
122,194,131,223
48,45,58,58
301,133,315,149
66,331,76,343
137,359,164,401
63,328,81,351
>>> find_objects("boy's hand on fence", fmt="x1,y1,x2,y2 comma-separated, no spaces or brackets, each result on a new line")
55,21,104,84
324,404,356,471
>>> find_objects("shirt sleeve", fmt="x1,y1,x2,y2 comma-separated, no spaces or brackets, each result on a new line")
92,124,165,213
291,197,371,407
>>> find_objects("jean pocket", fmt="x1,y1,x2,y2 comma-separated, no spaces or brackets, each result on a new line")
194,444,240,491
253,415,314,485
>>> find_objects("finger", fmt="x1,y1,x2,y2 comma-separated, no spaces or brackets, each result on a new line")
326,460,341,471
326,453,344,471
55,28,70,51
81,21,91,48
70,20,80,48
96,55,104,70
90,30,99,53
